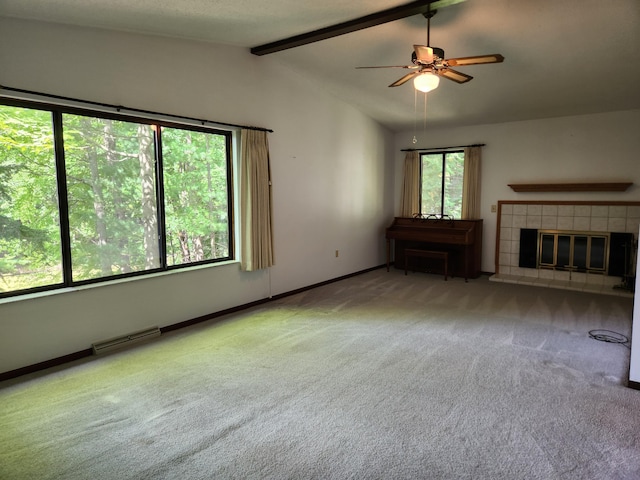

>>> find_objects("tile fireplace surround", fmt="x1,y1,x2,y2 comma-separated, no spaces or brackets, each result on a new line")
490,201,640,297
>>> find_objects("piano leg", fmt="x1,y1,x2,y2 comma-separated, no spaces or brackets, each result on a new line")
464,249,468,282
386,239,391,272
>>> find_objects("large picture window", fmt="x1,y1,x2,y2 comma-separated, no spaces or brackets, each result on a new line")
0,100,233,297
420,150,464,218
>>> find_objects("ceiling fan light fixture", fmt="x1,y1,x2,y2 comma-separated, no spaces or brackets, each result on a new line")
413,72,440,93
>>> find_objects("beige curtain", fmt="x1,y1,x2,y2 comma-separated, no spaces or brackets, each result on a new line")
461,146,481,219
400,150,420,217
240,129,274,271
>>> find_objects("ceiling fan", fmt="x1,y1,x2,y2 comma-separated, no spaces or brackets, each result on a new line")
357,8,504,91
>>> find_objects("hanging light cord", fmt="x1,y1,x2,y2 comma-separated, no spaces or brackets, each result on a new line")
423,92,428,134
412,88,418,144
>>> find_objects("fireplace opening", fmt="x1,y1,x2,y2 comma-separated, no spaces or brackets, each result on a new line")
519,229,634,278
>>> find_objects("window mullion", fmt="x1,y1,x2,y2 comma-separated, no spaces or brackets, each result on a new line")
440,153,446,217
225,133,235,259
52,111,73,286
154,125,167,268
418,154,424,214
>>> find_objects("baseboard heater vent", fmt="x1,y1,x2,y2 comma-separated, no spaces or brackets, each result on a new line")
92,326,161,355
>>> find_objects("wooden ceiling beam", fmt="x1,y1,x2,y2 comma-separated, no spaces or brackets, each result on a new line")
250,0,440,56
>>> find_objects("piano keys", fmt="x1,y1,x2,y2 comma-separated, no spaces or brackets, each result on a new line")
385,216,483,280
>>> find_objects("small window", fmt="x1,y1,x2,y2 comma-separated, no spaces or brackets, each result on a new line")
420,151,464,218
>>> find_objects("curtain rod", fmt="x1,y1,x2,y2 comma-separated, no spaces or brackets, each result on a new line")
401,143,485,152
0,85,274,133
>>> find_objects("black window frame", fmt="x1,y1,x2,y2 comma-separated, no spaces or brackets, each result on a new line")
0,98,234,299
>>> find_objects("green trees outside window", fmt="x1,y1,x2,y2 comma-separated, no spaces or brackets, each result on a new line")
162,126,230,266
0,101,232,297
0,105,63,291
63,114,162,281
420,151,464,219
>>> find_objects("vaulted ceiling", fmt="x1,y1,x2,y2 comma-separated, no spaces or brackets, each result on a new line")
2,0,639,132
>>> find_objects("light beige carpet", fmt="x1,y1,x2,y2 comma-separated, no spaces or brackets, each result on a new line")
1,269,639,479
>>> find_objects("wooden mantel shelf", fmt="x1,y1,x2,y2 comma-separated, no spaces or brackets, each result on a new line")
508,182,633,193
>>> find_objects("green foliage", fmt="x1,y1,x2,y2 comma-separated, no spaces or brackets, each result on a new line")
421,154,443,216
444,152,464,219
162,127,229,264
0,105,62,291
63,114,159,279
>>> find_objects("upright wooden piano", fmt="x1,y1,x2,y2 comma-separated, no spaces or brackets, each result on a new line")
385,216,483,280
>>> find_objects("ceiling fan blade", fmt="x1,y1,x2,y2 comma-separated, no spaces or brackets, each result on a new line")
414,45,434,63
446,54,504,66
430,0,467,8
389,71,420,87
438,68,473,83
356,65,418,69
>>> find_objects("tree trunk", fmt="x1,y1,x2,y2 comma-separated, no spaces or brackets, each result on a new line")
103,120,131,273
176,132,192,264
178,230,191,263
138,124,158,269
193,235,204,262
82,117,111,276
206,135,215,258
210,231,217,259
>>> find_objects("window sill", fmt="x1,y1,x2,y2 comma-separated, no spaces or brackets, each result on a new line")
0,260,240,305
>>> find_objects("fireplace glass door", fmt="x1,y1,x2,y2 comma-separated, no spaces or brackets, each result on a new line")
538,231,609,273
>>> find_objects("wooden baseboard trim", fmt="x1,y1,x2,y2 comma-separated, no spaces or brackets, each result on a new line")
0,349,93,383
0,265,386,382
270,265,385,301
159,298,272,334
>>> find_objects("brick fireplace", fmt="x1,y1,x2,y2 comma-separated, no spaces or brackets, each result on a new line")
490,201,640,297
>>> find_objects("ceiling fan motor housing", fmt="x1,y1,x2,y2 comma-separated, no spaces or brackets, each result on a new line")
432,47,445,60
412,47,445,64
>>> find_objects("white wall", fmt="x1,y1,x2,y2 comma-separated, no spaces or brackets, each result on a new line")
0,18,395,374
394,109,640,273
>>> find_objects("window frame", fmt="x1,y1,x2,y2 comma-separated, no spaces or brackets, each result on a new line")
419,149,464,218
0,98,235,299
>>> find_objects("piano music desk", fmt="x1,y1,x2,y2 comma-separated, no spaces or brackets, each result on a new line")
404,249,450,280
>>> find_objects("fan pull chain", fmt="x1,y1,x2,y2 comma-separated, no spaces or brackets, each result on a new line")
412,88,418,144
423,92,428,135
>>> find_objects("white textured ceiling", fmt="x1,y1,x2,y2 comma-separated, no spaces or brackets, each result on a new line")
1,0,639,131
